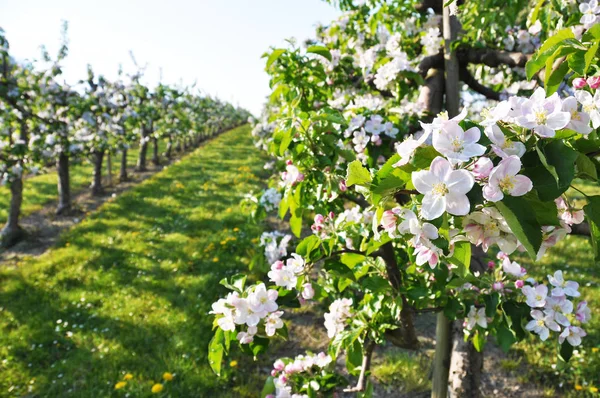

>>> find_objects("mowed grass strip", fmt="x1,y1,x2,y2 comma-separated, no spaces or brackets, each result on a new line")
0,125,267,397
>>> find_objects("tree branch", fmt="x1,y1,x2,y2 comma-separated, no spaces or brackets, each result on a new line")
343,340,376,393
459,67,501,101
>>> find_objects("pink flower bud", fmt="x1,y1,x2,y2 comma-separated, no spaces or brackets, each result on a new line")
493,281,504,291
515,280,524,289
587,76,600,89
496,251,508,260
273,359,285,371
270,370,278,377
286,160,293,165
297,173,305,182
328,211,335,219
487,261,495,270
472,157,493,179
573,77,588,89
339,179,347,192
314,214,325,224
272,260,284,270
301,283,315,300
266,395,275,398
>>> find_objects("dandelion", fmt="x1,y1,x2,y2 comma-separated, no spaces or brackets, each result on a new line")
229,360,238,367
212,257,219,262
151,383,164,393
115,381,127,390
162,372,173,381
592,347,599,353
123,373,133,380
575,385,583,391
590,387,598,393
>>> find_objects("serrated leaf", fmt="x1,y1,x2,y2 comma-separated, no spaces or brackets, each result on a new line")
208,329,225,376
447,241,471,277
306,45,332,61
346,160,372,187
496,196,543,259
266,49,286,69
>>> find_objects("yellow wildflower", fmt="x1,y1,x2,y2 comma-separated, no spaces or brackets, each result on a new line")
230,360,238,367
213,257,219,262
591,387,599,393
115,381,127,390
151,383,164,393
233,228,239,232
575,385,584,391
592,347,599,353
163,372,174,381
123,373,133,380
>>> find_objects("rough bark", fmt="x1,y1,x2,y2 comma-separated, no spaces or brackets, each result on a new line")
432,312,452,398
120,149,128,181
91,150,104,196
165,139,173,159
447,321,483,398
136,125,149,171
0,174,26,247
106,152,113,186
151,137,160,166
56,152,71,215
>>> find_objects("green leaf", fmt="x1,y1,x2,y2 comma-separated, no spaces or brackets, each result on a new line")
219,274,247,293
370,155,413,205
340,252,366,269
346,160,372,187
568,51,586,75
496,196,543,259
559,341,574,363
472,330,486,352
306,45,332,61
588,217,600,261
496,323,517,353
266,49,286,69
279,128,293,156
535,145,559,183
502,302,530,340
583,24,600,41
208,329,225,376
296,235,321,258
523,191,560,226
576,153,598,180
538,28,575,54
447,241,471,277
523,141,578,201
584,196,600,227
585,41,600,74
346,340,363,375
290,209,303,238
261,377,276,398
545,60,569,95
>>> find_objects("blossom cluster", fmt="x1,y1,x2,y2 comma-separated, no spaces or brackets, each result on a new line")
260,231,292,264
210,283,284,344
268,254,306,291
267,352,333,398
324,298,353,338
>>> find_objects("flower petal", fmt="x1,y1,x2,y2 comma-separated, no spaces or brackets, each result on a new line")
445,192,470,216
421,193,446,220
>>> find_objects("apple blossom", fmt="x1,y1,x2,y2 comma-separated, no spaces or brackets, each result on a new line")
502,257,527,278
559,326,587,346
573,77,587,89
580,0,600,27
484,125,526,158
470,157,494,179
561,96,593,135
301,283,315,300
516,87,570,138
575,301,592,323
522,284,548,307
466,306,487,330
575,89,600,128
548,270,580,297
397,209,439,244
265,311,285,336
323,298,353,338
544,296,573,327
482,156,532,202
412,156,474,219
432,122,486,163
526,309,560,341
248,283,279,313
414,241,442,268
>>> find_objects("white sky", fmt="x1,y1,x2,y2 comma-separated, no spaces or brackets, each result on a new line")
0,0,340,116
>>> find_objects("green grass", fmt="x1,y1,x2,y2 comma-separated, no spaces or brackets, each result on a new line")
0,140,168,225
510,179,600,397
0,125,268,397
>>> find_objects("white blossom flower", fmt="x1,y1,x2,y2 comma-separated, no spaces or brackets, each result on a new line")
466,306,488,330
561,96,593,135
412,156,474,220
548,270,580,297
526,309,560,340
484,125,526,158
433,122,486,163
575,89,600,129
523,284,548,308
516,87,570,138
482,156,532,202
559,326,586,346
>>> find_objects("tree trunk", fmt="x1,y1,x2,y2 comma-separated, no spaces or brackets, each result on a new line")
106,152,113,186
56,152,71,215
91,150,104,196
136,125,149,171
448,322,483,398
152,137,160,165
175,140,182,153
165,139,173,159
432,6,462,398
0,174,25,247
120,149,128,181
